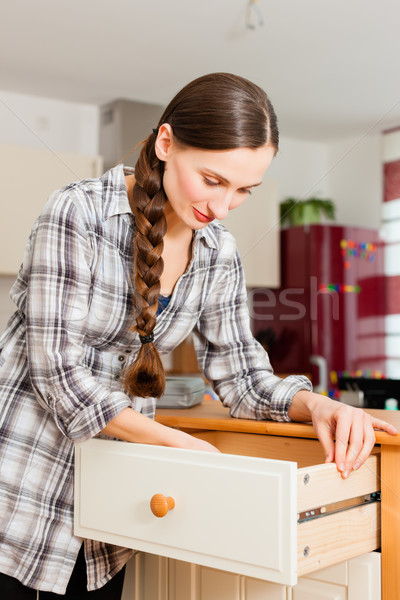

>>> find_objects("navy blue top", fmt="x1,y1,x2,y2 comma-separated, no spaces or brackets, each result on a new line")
156,294,171,316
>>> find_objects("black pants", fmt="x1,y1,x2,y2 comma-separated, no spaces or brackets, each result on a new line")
0,546,126,599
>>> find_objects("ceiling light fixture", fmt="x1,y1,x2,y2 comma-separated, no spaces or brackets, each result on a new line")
246,0,264,30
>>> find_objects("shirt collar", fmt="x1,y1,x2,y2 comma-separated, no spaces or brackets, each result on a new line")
194,224,219,250
102,164,134,221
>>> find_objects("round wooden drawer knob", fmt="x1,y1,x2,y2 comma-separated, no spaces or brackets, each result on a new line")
150,494,175,518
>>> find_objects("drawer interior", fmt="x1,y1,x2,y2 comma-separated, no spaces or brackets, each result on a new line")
190,430,327,467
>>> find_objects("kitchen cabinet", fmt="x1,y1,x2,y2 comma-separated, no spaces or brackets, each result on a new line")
120,551,380,599
221,178,280,288
152,402,399,599
0,143,102,274
74,403,398,597
74,402,397,598
74,439,379,586
292,579,346,600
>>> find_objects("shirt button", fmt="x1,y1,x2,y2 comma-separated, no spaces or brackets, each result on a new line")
114,373,121,381
118,355,125,362
46,393,53,401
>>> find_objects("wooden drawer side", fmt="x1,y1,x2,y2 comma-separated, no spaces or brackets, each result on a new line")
298,502,380,576
297,454,380,513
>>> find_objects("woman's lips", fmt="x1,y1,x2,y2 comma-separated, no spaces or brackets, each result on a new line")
193,207,215,223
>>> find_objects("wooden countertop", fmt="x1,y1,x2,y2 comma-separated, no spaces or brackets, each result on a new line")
155,401,400,446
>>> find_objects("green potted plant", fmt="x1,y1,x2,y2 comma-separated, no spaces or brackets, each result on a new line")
280,196,336,227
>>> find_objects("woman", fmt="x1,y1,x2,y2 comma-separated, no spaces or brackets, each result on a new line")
0,73,396,598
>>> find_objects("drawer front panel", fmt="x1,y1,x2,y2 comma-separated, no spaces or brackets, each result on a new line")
75,439,298,585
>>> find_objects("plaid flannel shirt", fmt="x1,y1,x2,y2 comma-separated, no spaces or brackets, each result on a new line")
0,164,311,593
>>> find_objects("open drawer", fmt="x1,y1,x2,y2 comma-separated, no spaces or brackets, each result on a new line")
74,437,380,587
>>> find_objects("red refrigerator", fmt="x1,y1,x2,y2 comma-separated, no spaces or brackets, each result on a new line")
250,225,386,395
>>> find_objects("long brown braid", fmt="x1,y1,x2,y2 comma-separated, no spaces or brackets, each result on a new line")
124,130,168,398
124,72,279,399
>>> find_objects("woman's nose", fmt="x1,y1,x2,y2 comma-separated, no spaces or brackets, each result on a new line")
208,193,232,221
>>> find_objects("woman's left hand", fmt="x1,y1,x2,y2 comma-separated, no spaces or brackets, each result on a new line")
289,390,398,478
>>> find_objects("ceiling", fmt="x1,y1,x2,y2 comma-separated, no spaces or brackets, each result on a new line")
2,0,400,141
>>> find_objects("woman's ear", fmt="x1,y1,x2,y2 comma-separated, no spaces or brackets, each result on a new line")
154,123,174,162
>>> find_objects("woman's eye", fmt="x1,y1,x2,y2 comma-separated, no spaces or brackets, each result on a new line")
204,178,220,187
239,188,252,195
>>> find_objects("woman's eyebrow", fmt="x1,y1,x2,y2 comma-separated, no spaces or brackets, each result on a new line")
202,168,263,188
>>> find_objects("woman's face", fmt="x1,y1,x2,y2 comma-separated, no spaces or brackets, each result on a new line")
155,125,276,230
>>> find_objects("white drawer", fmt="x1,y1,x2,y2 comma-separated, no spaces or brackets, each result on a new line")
74,438,380,586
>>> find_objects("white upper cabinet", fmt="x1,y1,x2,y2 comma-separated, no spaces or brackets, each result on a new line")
0,144,102,274
221,178,280,288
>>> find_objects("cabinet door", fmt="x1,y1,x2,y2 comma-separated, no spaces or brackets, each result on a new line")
292,552,381,600
197,567,241,600
0,144,102,274
168,560,287,600
121,552,168,600
222,178,280,287
123,551,380,600
348,552,381,600
292,579,346,600
243,576,287,600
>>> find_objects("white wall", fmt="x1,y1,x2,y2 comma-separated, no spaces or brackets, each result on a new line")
0,89,99,155
268,136,330,202
325,133,382,228
269,133,383,229
0,276,16,334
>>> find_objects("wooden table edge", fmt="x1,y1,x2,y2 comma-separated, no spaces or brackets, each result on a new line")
155,402,400,445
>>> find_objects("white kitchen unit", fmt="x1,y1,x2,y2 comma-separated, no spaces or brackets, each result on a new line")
0,143,102,274
120,550,380,600
221,178,280,288
75,438,380,591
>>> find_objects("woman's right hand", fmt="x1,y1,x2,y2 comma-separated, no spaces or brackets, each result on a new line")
175,430,220,453
101,407,220,452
